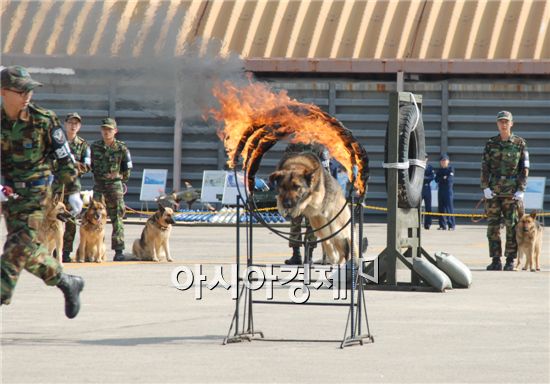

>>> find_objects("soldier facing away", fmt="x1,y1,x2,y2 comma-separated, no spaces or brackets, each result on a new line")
91,117,132,261
0,65,84,318
481,111,529,271
52,112,91,262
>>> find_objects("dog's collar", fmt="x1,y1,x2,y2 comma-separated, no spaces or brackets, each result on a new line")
152,220,170,231
82,220,103,232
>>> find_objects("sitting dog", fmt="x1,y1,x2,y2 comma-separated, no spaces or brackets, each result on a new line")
37,193,72,263
269,152,352,265
515,211,543,272
132,206,176,262
76,198,108,263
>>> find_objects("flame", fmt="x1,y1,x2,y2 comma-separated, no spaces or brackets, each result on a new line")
210,81,369,195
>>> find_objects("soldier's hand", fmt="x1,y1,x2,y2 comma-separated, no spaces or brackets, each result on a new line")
483,188,494,200
68,192,84,216
513,191,524,201
75,162,86,173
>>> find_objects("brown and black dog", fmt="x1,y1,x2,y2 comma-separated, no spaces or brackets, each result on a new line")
76,198,108,263
269,152,352,265
515,211,543,272
37,193,72,263
132,206,176,262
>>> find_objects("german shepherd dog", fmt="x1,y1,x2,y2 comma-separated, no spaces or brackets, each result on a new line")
37,193,72,263
515,211,543,272
132,206,176,262
269,152,352,265
76,198,108,263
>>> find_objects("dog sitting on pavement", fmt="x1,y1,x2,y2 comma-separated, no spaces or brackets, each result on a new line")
37,193,73,264
515,211,543,272
76,198,108,263
132,205,176,262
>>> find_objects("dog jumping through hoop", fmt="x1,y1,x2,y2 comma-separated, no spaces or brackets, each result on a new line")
270,151,353,265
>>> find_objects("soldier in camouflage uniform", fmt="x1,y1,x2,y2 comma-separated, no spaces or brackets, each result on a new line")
481,111,529,271
282,143,331,265
52,112,91,262
91,118,132,261
0,65,84,318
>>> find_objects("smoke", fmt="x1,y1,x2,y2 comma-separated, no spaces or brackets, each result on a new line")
175,39,248,122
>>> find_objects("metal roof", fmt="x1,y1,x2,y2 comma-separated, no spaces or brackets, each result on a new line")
2,0,550,72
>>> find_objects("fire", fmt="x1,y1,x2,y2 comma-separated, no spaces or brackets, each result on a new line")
210,81,369,195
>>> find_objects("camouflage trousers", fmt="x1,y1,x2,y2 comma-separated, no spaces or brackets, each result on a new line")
1,187,62,305
94,182,126,251
486,197,519,259
289,215,317,249
62,194,77,253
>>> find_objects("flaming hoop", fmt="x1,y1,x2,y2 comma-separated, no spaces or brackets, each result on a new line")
210,81,369,196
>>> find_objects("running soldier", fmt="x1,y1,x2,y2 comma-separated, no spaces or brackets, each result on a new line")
1,65,84,318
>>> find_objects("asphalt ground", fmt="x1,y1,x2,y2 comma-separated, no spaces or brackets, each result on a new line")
1,220,549,384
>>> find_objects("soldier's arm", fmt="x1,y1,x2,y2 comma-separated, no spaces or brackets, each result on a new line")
517,142,529,191
447,166,455,182
480,143,491,189
120,147,133,183
49,117,79,194
78,143,92,175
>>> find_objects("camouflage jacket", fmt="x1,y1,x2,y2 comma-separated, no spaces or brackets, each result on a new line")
91,139,132,184
1,103,78,194
480,134,529,194
52,135,91,193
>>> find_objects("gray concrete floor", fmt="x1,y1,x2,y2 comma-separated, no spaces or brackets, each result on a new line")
1,221,549,383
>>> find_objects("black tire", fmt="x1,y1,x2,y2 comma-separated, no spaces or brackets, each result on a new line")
384,104,426,208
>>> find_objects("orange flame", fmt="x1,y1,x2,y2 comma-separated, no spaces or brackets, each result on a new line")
210,81,369,195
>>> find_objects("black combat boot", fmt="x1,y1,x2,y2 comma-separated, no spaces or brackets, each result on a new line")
503,257,515,271
486,257,503,271
56,273,84,319
285,247,302,265
113,250,125,262
62,250,72,263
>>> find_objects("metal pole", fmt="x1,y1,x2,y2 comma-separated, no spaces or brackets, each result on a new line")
350,194,355,338
173,68,183,192
396,71,405,92
235,196,241,335
247,198,253,333
358,202,364,335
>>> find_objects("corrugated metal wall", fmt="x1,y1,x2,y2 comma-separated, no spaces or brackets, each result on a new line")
3,0,549,60
28,71,550,216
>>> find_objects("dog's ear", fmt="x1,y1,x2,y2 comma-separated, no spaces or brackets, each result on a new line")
530,211,537,219
159,204,166,213
269,171,284,188
303,168,318,187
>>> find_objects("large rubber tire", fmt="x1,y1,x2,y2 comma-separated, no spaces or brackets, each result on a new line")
384,104,426,208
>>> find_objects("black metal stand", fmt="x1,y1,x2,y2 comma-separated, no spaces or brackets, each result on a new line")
223,194,373,348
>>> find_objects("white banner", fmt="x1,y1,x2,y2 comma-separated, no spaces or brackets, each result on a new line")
139,169,168,202
200,170,227,203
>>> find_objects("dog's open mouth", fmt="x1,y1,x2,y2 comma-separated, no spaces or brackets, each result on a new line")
57,213,72,222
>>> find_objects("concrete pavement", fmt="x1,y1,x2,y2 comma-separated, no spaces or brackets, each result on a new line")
1,222,549,383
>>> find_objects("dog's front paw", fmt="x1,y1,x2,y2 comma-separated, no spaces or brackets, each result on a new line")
167,257,174,262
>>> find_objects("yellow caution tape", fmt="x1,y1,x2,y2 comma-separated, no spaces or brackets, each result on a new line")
126,204,549,218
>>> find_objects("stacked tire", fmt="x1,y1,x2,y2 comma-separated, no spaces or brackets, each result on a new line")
384,104,426,209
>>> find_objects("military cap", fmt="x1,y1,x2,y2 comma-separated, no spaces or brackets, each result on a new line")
496,111,513,121
440,153,449,161
1,65,42,92
65,112,82,122
101,117,117,130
